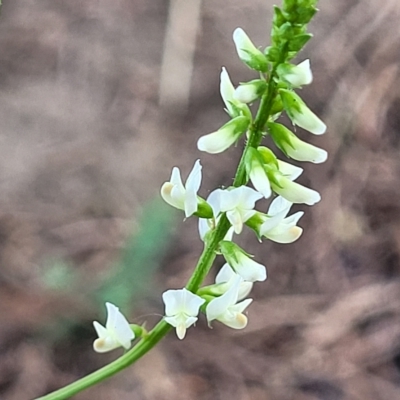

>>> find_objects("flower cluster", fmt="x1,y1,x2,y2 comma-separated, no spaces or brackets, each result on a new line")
92,0,325,349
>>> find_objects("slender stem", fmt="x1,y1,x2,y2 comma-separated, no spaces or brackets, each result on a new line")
36,71,279,400
36,321,171,400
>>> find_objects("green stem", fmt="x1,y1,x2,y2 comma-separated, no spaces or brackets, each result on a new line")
36,72,279,400
36,321,171,400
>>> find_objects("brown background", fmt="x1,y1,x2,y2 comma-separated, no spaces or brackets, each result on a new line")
1,0,400,399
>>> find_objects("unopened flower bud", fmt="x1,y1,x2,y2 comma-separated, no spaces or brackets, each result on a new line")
197,116,250,154
234,79,268,104
233,28,268,72
279,89,326,135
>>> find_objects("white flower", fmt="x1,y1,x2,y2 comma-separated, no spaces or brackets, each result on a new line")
93,302,134,353
206,276,253,329
279,89,326,135
163,288,205,340
216,263,253,300
259,196,304,243
278,59,313,87
233,28,268,71
220,241,267,282
266,160,321,206
197,116,249,154
161,159,202,217
214,186,263,234
268,122,327,164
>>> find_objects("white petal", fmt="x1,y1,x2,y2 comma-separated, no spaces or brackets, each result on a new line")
234,85,258,104
233,28,257,62
220,67,235,114
284,59,313,87
105,302,134,349
197,128,236,154
249,165,272,198
216,263,235,284
218,298,253,329
93,336,119,353
215,264,253,300
162,290,181,316
232,254,267,282
182,289,206,316
264,225,303,243
198,218,210,241
283,136,328,164
227,209,244,234
170,167,184,188
207,189,222,216
268,196,292,216
280,211,304,227
206,277,241,323
277,160,303,180
292,107,327,135
260,209,288,232
272,178,321,206
93,321,108,340
185,160,202,193
235,186,264,208
162,288,204,317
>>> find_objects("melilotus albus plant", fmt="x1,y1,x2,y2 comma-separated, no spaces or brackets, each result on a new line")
37,1,326,398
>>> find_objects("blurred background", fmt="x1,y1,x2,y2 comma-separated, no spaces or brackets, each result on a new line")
1,0,400,399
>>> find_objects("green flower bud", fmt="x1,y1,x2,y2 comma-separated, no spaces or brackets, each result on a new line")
234,79,268,104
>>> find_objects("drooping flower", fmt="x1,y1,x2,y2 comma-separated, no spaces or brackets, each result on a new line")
220,241,267,282
268,122,327,163
206,275,253,329
197,116,250,154
267,160,321,206
162,288,205,340
277,59,313,87
215,264,253,300
161,159,204,218
279,89,326,135
254,148,321,206
93,302,135,353
246,196,304,243
233,28,268,72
